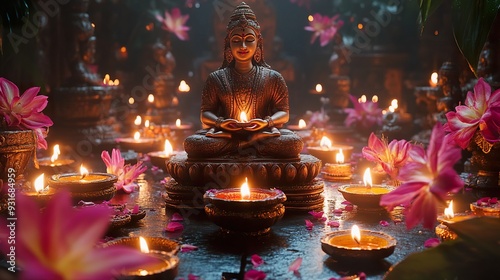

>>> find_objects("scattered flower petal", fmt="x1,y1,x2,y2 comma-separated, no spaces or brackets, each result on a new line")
165,221,184,232
490,197,498,204
288,257,302,274
171,212,184,222
180,244,198,253
308,210,326,221
341,201,352,205
251,254,264,268
358,272,367,280
344,204,354,211
379,220,390,227
244,269,267,280
327,220,340,227
333,208,343,215
305,219,314,230
424,238,441,248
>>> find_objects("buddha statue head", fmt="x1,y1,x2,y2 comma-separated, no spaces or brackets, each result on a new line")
221,2,270,69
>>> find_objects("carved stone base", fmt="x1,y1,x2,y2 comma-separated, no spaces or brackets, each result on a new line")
166,153,322,188
163,178,324,212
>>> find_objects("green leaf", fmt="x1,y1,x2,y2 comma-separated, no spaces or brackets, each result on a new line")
385,217,500,279
418,0,444,33
452,0,500,76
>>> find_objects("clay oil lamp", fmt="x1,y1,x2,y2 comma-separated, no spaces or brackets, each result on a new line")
116,131,161,153
323,149,352,181
436,201,476,241
288,119,308,131
203,178,286,235
48,165,117,204
21,173,56,206
148,139,175,171
321,225,397,262
307,136,354,164
109,236,179,279
338,168,395,210
38,144,75,174
469,197,500,217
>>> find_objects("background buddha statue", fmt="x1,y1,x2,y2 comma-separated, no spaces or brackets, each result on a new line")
184,2,303,159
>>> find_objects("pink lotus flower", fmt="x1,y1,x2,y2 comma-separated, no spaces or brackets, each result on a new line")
101,149,147,193
362,133,415,181
344,95,383,130
244,269,267,280
305,219,314,230
0,191,159,279
0,77,53,149
305,14,344,47
380,123,464,229
444,78,500,148
155,8,190,41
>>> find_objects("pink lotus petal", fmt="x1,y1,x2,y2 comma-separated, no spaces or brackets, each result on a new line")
132,204,139,214
358,272,367,280
333,208,343,215
477,197,490,205
305,219,314,230
379,220,390,227
251,254,264,268
165,221,184,232
424,238,441,248
244,269,267,280
327,220,340,227
344,204,354,211
180,244,198,253
188,274,200,280
171,212,184,222
288,257,302,273
341,201,352,205
489,197,498,204
308,210,325,220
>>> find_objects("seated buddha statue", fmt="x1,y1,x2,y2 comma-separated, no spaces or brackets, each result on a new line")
184,2,303,159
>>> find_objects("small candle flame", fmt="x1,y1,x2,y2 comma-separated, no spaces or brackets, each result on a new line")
114,79,120,86
80,165,89,180
319,136,332,150
51,144,61,163
298,119,306,129
240,178,250,199
358,95,367,103
315,84,323,93
34,174,45,193
147,94,154,103
430,72,438,87
363,168,372,187
103,74,110,85
239,111,248,123
176,119,181,127
351,225,361,244
336,149,344,164
444,200,454,219
139,236,150,254
172,97,179,106
388,106,395,113
372,95,379,103
164,139,173,156
129,97,135,105
134,131,141,141
134,115,142,126
178,80,190,92
391,99,399,110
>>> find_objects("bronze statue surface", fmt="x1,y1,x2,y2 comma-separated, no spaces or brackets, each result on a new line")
184,2,302,160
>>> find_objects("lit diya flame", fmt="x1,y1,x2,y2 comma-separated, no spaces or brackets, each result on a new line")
51,144,61,163
164,139,173,156
319,136,332,150
444,200,454,219
80,165,89,180
358,95,367,103
148,94,154,103
363,168,372,188
240,178,250,200
103,74,110,85
388,99,399,113
134,131,141,141
336,149,344,164
34,173,46,193
372,95,379,103
351,225,361,244
139,236,150,254
315,84,323,93
144,120,150,128
175,119,181,127
298,119,306,129
239,111,248,123
114,79,120,86
178,80,190,92
134,115,142,126
129,97,135,105
430,72,438,87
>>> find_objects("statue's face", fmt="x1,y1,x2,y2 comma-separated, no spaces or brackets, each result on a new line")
229,27,257,63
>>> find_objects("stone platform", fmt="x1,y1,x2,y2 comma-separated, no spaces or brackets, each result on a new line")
163,153,324,211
